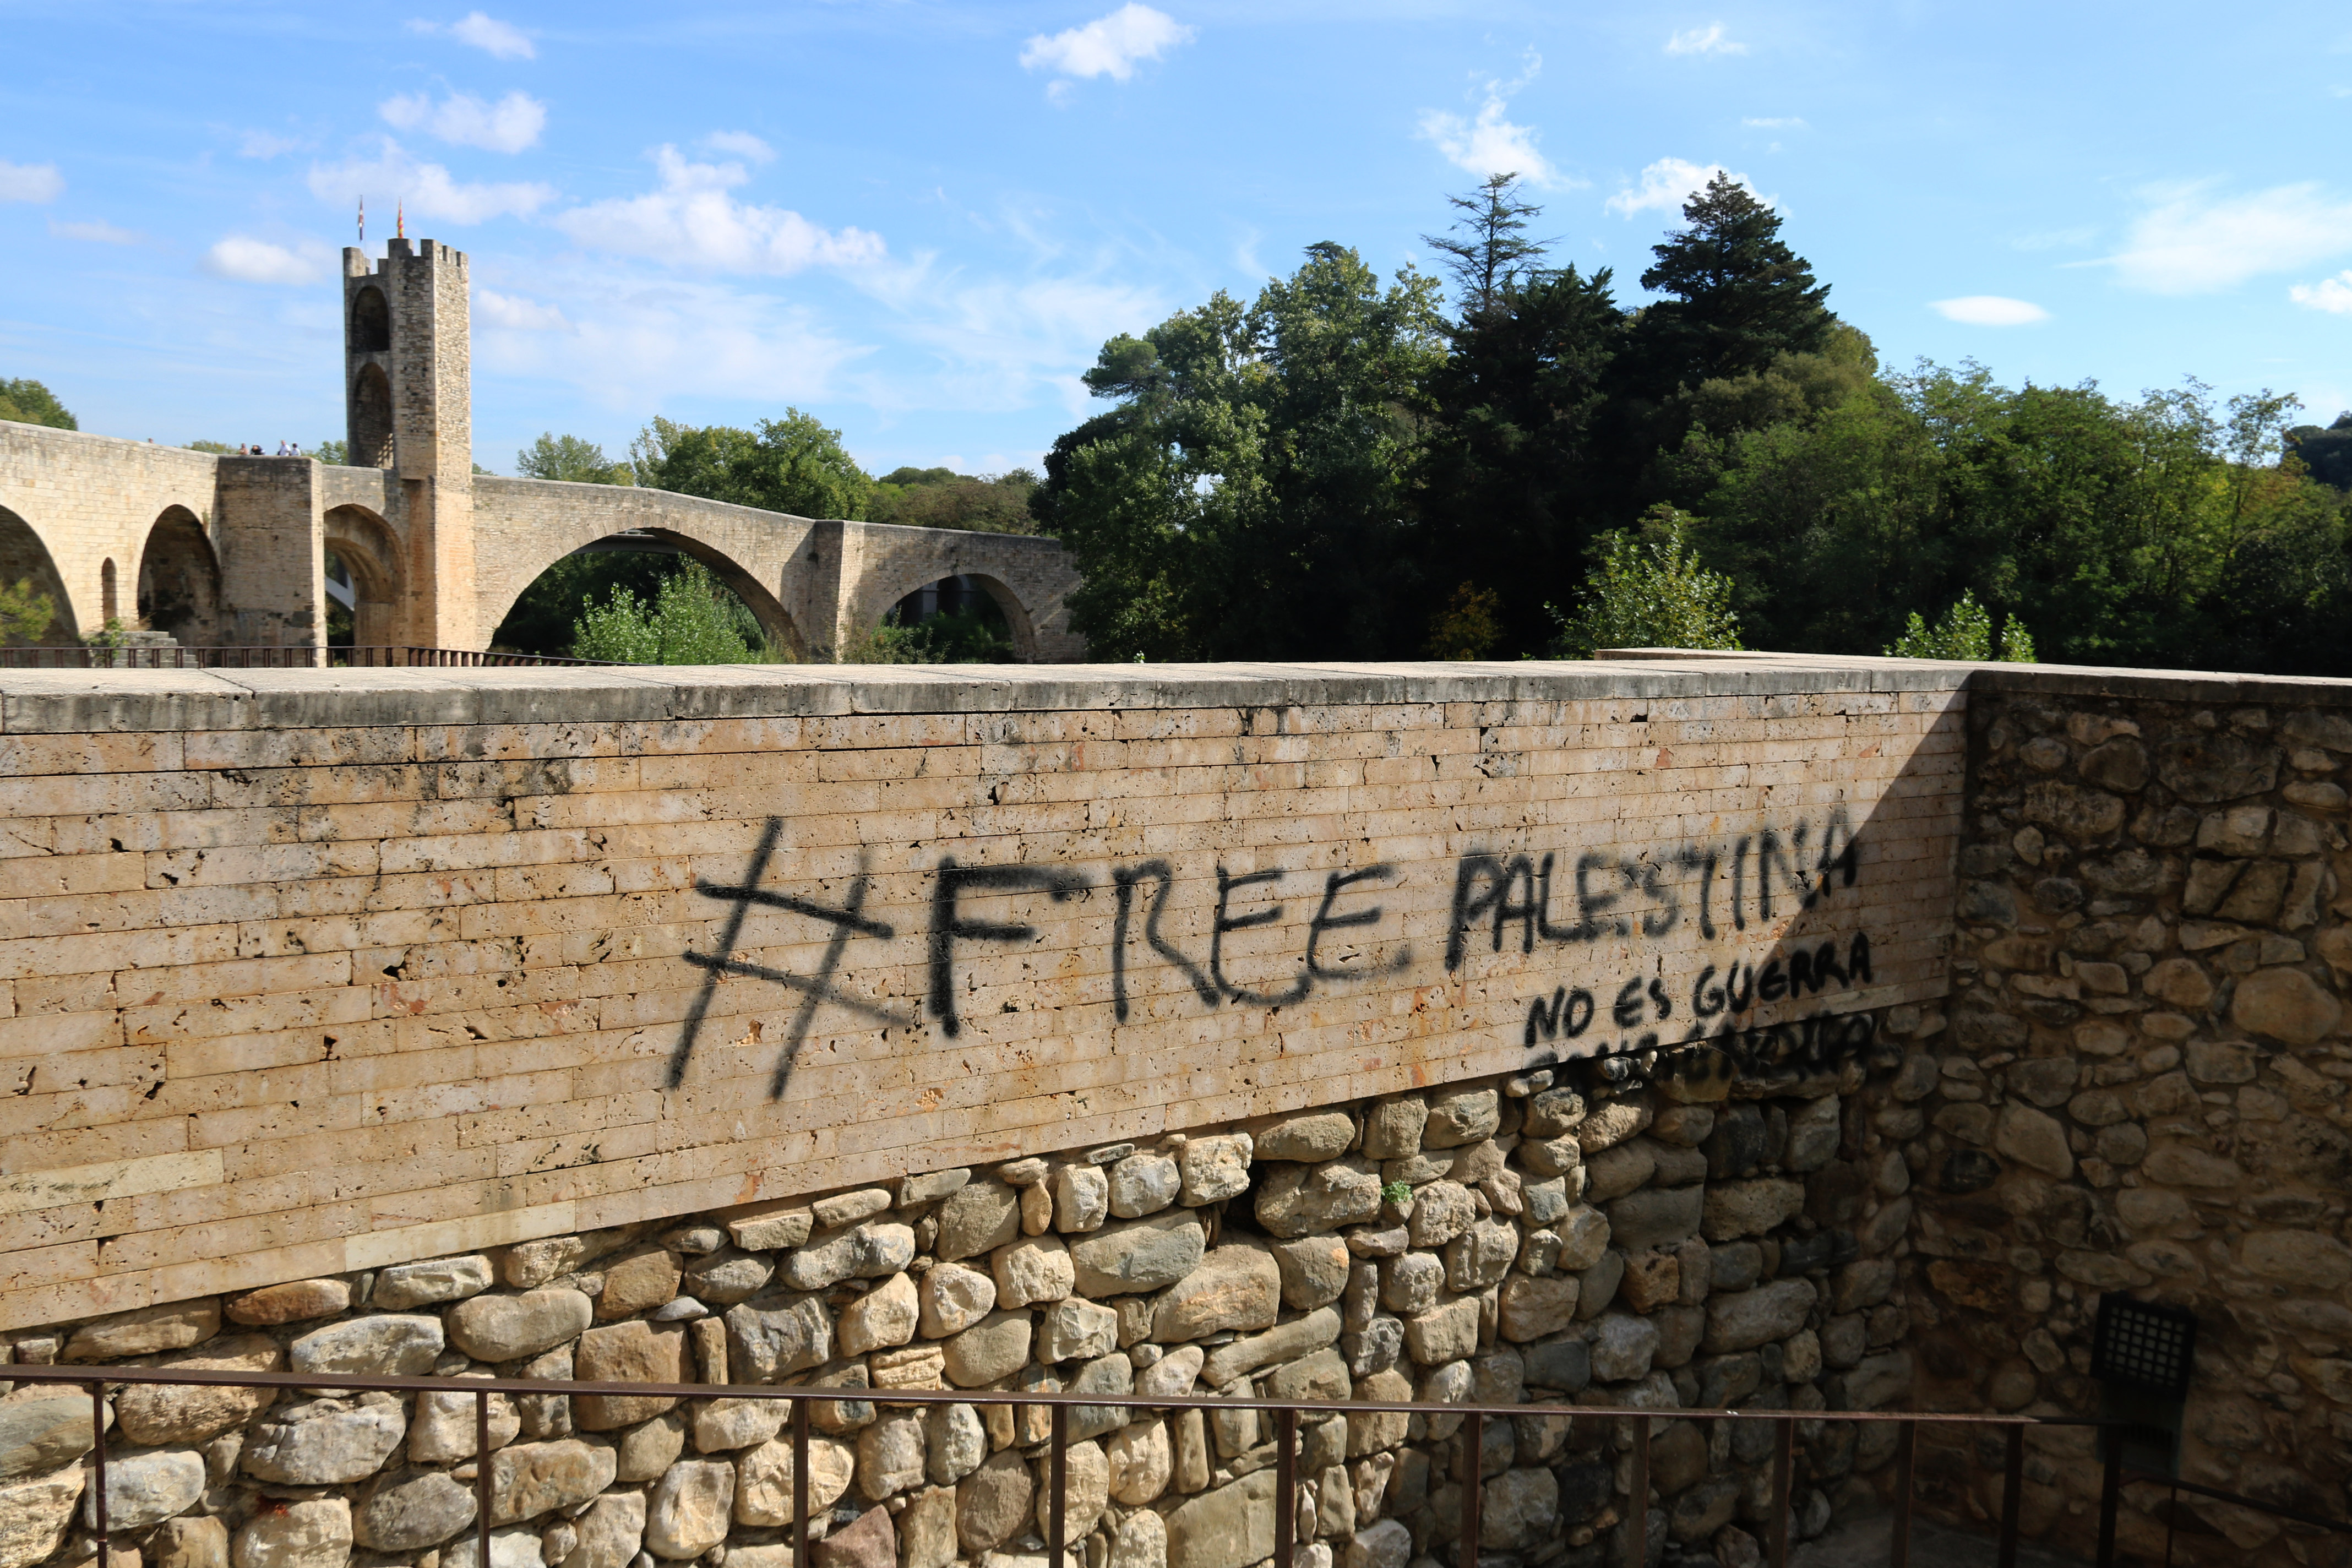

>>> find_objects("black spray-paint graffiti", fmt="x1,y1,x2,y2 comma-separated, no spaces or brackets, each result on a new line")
671,810,1878,1096
1445,809,1859,971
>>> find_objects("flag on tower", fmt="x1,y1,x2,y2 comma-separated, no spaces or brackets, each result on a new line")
358,198,365,244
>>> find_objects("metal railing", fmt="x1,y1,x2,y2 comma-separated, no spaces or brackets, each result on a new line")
17,1363,2345,1568
0,645,619,669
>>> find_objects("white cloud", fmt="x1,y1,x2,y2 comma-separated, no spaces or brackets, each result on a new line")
704,131,775,163
1418,54,1572,189
1606,157,1749,217
204,236,336,285
551,146,884,274
0,160,64,203
307,139,555,224
1020,4,1194,83
475,288,571,330
379,90,546,154
407,11,535,60
1741,116,1804,129
50,217,141,245
2103,182,2352,294
2291,271,2352,314
1930,296,2050,326
240,130,308,159
1666,24,1745,56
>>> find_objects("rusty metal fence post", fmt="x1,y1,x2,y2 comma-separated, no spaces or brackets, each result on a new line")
1275,1407,1298,1568
91,1381,109,1567
1997,1424,2026,1568
1767,1417,1793,1568
793,1398,811,1568
1893,1420,1917,1568
1627,1413,1650,1568
476,1388,492,1568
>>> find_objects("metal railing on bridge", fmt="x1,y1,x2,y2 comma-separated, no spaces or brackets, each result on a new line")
0,645,620,669
19,1362,2346,1568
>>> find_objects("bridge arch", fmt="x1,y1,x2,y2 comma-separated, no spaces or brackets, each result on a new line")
864,569,1038,662
325,504,405,647
0,503,75,644
137,506,222,646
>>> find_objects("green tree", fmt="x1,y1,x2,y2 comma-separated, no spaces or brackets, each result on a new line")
631,411,873,519
519,433,633,485
867,467,1040,533
1036,244,1444,661
570,562,772,664
0,379,75,429
0,579,58,644
1885,591,2035,661
1626,173,1834,393
1547,507,1743,656
311,439,349,465
1420,173,1550,318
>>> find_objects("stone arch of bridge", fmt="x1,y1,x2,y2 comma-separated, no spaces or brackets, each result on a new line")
325,503,405,647
858,565,1041,662
0,502,76,644
137,505,222,646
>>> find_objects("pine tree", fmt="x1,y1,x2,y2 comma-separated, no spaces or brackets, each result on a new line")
1630,172,1833,389
1420,174,1550,320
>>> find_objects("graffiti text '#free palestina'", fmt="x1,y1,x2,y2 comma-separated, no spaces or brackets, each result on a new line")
672,810,1870,1095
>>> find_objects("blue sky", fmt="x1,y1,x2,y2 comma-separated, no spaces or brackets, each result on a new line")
3,2,2349,478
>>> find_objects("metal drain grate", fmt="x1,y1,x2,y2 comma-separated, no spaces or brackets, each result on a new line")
2092,1293,2198,1400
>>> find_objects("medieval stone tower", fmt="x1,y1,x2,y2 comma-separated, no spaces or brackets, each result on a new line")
342,237,478,647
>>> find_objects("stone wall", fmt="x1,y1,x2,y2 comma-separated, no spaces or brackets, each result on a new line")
0,1052,1926,1568
1899,674,2352,1564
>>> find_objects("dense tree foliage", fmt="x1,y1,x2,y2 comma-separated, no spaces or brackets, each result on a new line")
630,411,873,520
570,562,771,664
519,433,633,485
1034,174,2352,674
868,467,1041,533
0,379,74,429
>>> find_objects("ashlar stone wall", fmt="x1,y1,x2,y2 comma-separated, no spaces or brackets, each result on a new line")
0,1054,1925,1568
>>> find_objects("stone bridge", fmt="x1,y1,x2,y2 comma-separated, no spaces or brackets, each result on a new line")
0,235,1084,661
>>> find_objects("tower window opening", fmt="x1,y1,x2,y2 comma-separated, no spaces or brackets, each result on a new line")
352,287,391,353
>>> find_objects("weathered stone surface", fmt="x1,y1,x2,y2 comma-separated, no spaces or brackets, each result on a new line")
1404,1298,1481,1366
1251,1112,1357,1162
65,1301,220,1363
677,1248,772,1307
1069,1210,1207,1296
564,1493,645,1568
1701,1179,1805,1240
726,1205,813,1253
1346,1518,1412,1568
84,1446,204,1532
1362,1096,1427,1161
0,1398,96,1482
488,1438,617,1524
937,1182,1022,1261
1704,1280,1817,1353
1157,1245,1282,1341
1179,1135,1254,1205
1036,1295,1120,1364
955,1450,1035,1554
441,1525,542,1568
1994,1104,2075,1179
1108,1418,1172,1504
448,1290,592,1364
1844,1351,1913,1409
1589,1314,1661,1384
1404,1182,1474,1248
899,1485,959,1568
1109,1153,1182,1218
1269,1234,1352,1310
595,1247,684,1319
1139,1342,1206,1398
784,1223,916,1293
227,1279,349,1326
1256,1158,1383,1238
1578,1099,1652,1154
1202,1307,1343,1385
1112,1508,1170,1568
993,1234,1075,1306
1423,1087,1500,1149
943,1311,1034,1387
373,1255,494,1309
812,1502,894,1568
1032,1439,1110,1544
2157,732,2279,803
1267,1346,1352,1402
154,1516,228,1568
688,1398,786,1453
924,1402,987,1487
1481,1468,1559,1549
2234,967,2343,1046
917,1262,997,1338
230,1498,349,1568
243,1396,407,1485
645,1458,734,1559
1167,1469,1277,1568
288,1313,444,1379
734,1433,854,1526
571,1320,688,1429
1582,1142,1656,1203
1498,1276,1578,1342
1444,1221,1518,1293
1053,1164,1110,1233
837,1271,919,1357
725,1295,834,1382
857,1408,928,1499
812,1188,892,1229
352,1468,477,1551
1552,1204,1612,1271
